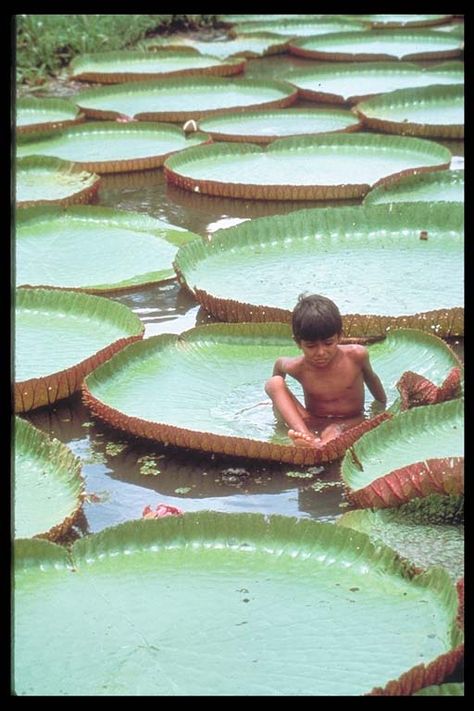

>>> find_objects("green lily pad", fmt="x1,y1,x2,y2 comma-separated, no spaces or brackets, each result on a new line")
218,14,320,24
13,512,463,695
15,205,201,292
16,121,210,173
16,156,100,208
83,323,460,464
344,15,454,28
435,23,464,37
414,682,464,695
230,17,368,37
14,417,84,540
363,169,464,206
341,399,464,508
15,288,144,413
174,202,463,336
164,133,451,200
75,77,298,122
197,108,361,143
141,32,290,59
289,29,463,61
284,61,464,104
337,495,464,581
69,49,245,83
355,84,464,139
16,97,85,135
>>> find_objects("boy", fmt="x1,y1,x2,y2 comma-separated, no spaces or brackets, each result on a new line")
265,294,387,448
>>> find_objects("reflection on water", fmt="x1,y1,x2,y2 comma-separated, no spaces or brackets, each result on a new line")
24,394,343,535
19,50,464,540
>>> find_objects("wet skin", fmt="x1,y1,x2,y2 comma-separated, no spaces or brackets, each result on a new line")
265,334,387,448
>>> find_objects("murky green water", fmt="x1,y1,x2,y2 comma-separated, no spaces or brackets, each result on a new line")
21,50,464,540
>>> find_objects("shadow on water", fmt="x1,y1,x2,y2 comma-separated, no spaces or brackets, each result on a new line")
20,51,464,540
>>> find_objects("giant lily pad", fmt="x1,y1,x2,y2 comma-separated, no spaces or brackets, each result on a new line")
16,156,100,208
341,399,464,508
75,77,298,122
15,206,200,292
164,133,451,200
363,169,464,206
355,84,464,139
69,49,245,83
16,121,210,173
435,23,464,37
15,155,99,212
337,495,464,581
15,288,144,413
82,323,460,464
229,16,368,37
218,14,323,24
13,512,464,695
14,417,84,540
197,108,361,143
141,32,290,59
16,97,85,135
343,15,454,28
284,61,464,105
174,202,463,337
414,682,464,695
289,30,463,61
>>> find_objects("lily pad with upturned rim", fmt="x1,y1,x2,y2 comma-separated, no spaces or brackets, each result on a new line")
197,108,361,143
342,14,454,28
229,16,368,37
164,133,451,201
75,76,298,122
15,288,144,413
363,169,464,206
14,417,84,540
13,512,464,695
15,205,201,292
289,29,463,62
414,682,464,695
141,32,291,59
354,84,464,139
284,61,464,105
337,495,464,582
82,323,460,465
16,156,100,208
69,49,246,83
173,202,463,337
16,97,85,135
16,121,211,174
218,14,324,24
341,399,464,509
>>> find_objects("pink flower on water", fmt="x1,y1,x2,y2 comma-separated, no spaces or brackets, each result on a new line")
142,503,184,519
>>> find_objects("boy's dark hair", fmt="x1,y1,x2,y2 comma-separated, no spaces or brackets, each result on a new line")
292,293,343,342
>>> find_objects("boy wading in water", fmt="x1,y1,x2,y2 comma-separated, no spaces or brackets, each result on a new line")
265,294,387,448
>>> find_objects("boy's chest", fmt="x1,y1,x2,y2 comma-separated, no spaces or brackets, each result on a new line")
299,364,362,398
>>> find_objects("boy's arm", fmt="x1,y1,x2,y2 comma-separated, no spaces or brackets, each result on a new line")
272,356,295,378
360,348,387,405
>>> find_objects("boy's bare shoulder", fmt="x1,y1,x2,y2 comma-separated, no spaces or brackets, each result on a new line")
340,344,369,363
275,354,304,374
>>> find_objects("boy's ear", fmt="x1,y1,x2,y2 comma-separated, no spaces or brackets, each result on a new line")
293,335,302,348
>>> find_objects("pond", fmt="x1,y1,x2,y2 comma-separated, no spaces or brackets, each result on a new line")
22,49,464,540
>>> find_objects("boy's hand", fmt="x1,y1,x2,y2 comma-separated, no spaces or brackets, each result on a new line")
369,399,387,417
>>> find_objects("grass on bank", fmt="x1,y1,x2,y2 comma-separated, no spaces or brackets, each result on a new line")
16,14,220,87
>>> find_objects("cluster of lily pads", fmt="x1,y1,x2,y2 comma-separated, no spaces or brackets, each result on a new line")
14,13,464,696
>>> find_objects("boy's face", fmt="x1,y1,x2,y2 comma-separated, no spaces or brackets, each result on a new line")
296,333,341,368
